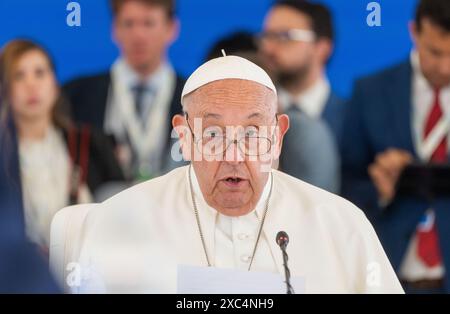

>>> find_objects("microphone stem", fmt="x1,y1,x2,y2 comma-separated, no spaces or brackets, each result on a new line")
281,246,294,294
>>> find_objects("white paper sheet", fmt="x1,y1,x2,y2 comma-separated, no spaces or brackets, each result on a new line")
177,265,305,294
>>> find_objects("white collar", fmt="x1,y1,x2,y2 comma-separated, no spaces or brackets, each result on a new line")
279,76,330,117
410,50,434,92
115,58,172,91
411,50,450,92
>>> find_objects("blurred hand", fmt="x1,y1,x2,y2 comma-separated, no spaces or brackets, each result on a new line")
368,148,413,204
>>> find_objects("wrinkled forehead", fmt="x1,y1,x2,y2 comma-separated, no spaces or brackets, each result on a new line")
183,79,277,120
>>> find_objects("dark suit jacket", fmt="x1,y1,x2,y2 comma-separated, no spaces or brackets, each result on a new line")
341,60,450,292
62,125,125,193
63,71,186,173
281,106,340,193
280,90,345,193
322,92,346,147
0,123,59,293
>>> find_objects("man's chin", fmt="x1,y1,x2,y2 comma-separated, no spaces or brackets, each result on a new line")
437,79,450,88
216,206,253,217
128,57,155,72
424,74,450,89
213,197,253,217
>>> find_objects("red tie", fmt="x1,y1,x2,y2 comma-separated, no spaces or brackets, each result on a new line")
416,88,446,267
424,88,448,162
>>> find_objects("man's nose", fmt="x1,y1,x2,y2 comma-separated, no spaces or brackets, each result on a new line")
223,139,245,164
136,24,151,38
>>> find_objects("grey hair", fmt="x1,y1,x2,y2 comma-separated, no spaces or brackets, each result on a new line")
181,94,191,113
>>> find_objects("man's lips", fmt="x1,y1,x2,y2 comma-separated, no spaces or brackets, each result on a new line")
219,176,249,188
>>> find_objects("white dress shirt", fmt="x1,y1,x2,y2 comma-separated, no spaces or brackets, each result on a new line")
278,76,331,118
189,167,278,273
399,51,450,281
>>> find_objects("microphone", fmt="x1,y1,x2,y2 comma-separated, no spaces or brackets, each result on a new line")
276,231,295,294
276,231,289,249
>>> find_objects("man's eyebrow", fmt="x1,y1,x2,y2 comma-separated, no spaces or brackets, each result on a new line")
247,112,264,120
202,113,222,119
200,112,267,120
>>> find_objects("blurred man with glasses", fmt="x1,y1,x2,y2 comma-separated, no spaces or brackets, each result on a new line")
258,0,343,193
259,0,345,144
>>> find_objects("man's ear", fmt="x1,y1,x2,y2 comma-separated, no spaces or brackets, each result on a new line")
273,114,290,160
409,21,419,47
316,38,333,65
166,18,180,45
111,17,120,46
172,114,192,161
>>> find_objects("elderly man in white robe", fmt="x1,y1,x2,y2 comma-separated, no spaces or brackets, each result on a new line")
59,55,403,294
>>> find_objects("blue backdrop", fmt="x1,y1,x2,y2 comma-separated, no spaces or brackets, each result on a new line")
0,0,418,98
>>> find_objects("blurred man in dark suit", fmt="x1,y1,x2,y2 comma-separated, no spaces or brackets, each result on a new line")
64,0,185,181
259,0,346,145
342,0,450,293
258,0,342,193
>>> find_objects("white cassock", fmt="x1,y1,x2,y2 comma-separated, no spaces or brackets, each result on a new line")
74,165,403,293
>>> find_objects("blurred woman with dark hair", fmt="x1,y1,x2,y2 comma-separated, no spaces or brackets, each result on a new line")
0,39,124,253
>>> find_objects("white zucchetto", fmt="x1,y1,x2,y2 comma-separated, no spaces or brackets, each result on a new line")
181,55,277,105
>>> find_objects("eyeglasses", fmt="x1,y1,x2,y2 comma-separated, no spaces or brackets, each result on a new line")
184,114,279,157
257,29,316,44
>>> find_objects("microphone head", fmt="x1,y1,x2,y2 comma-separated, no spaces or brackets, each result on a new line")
276,231,289,247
